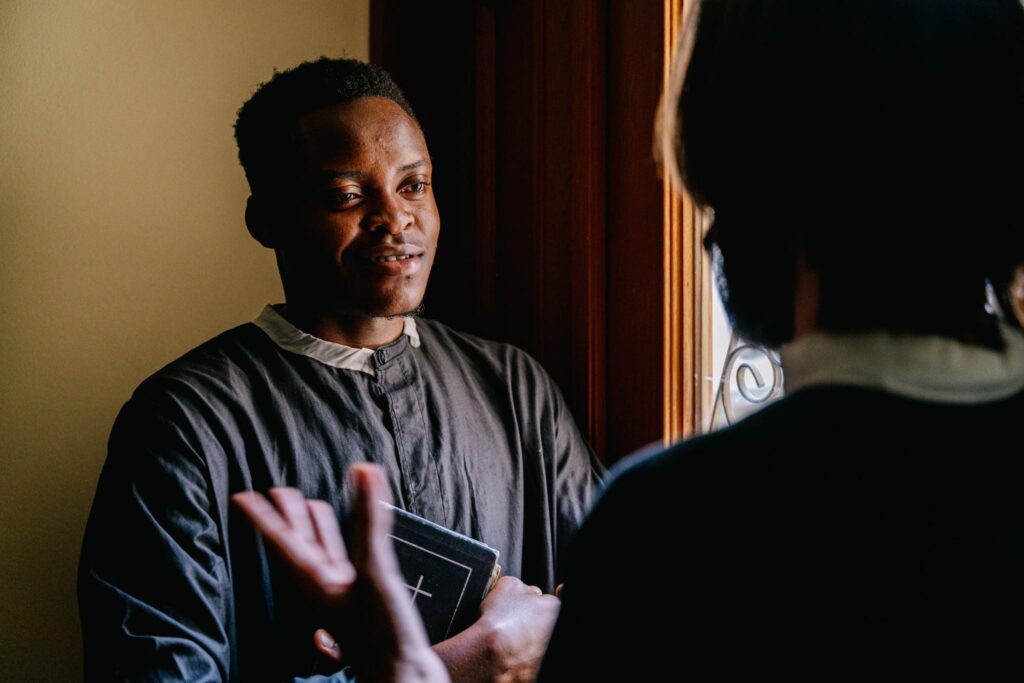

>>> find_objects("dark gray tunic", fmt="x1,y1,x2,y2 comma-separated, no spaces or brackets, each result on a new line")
78,317,604,682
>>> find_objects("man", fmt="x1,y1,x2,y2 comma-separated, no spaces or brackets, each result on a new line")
220,3,1024,680
212,3,1024,680
537,0,1024,679
78,58,603,682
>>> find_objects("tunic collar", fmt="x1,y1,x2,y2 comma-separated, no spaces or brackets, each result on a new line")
252,304,421,376
780,323,1024,404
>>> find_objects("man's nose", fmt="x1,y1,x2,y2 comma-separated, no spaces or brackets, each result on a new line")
364,193,413,235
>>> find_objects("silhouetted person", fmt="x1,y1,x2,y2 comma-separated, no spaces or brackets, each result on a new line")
540,0,1024,679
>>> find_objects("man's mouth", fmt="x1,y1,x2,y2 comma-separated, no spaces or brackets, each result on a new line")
363,248,426,276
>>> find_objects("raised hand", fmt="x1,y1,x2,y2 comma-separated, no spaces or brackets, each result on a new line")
232,464,450,683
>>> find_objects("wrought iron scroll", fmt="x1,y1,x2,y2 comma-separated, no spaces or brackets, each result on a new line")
708,332,784,431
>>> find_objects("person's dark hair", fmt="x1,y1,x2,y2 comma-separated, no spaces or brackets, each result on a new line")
659,0,1024,347
235,57,416,195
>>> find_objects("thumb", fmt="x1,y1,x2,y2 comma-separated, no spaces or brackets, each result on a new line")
346,463,434,651
347,464,398,574
313,628,344,664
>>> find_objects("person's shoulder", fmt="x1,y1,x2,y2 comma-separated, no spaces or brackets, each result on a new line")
131,322,271,405
413,317,523,357
595,391,827,513
610,393,799,475
413,317,552,380
106,324,276,467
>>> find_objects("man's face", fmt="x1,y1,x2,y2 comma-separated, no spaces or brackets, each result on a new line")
273,97,439,319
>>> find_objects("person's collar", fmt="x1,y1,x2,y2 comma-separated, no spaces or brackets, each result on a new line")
780,323,1024,403
252,304,420,375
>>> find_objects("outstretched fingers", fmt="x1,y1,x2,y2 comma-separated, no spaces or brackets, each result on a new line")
308,499,350,565
233,488,355,597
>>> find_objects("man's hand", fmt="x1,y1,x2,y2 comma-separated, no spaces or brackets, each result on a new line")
416,576,559,683
232,464,450,683
473,576,560,683
314,574,561,683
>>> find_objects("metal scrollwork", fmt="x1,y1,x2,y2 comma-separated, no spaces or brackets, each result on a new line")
709,333,784,430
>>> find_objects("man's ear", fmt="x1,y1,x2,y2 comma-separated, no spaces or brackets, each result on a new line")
245,195,277,249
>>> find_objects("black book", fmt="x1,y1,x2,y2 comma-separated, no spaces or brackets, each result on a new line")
385,504,501,644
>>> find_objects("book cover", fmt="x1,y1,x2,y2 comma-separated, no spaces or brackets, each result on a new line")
385,503,501,644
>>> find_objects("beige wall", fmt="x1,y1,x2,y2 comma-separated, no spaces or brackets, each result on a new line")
0,1,368,678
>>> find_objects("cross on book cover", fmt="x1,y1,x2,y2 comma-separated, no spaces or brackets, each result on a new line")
384,503,501,644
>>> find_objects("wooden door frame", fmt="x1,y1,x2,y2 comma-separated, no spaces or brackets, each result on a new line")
371,0,703,463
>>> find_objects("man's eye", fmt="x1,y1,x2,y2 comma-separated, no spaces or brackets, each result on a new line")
404,181,430,194
329,191,361,204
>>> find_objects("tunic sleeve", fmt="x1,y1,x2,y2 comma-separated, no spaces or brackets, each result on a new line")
78,390,235,681
548,377,607,581
78,392,354,683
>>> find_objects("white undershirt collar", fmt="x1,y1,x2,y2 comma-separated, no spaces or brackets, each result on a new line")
252,304,420,376
780,323,1024,403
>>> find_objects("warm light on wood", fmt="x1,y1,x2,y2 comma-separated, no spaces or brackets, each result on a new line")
663,0,701,444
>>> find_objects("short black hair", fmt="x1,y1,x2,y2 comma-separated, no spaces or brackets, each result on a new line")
234,57,416,195
661,0,1024,345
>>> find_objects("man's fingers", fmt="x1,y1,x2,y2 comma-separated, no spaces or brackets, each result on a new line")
314,628,344,664
348,464,396,567
348,464,436,652
232,491,322,573
238,469,436,664
268,487,317,543
355,462,394,508
307,499,349,565
233,492,291,538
